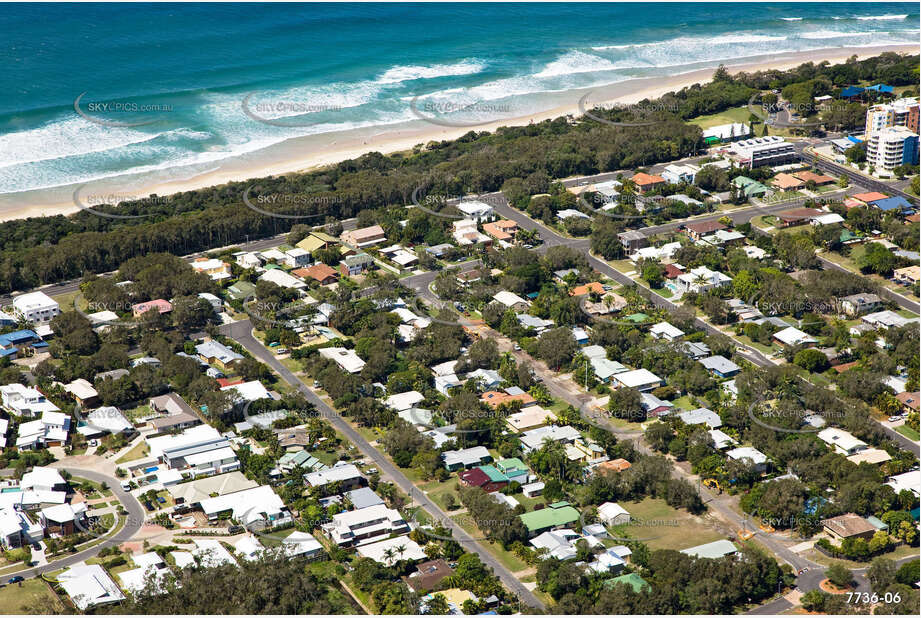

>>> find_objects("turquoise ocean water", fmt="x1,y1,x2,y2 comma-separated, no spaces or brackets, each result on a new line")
0,2,918,197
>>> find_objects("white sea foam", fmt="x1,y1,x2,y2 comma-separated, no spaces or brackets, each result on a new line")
855,14,908,21
376,59,486,84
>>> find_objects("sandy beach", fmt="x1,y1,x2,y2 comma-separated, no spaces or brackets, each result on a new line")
1,43,916,223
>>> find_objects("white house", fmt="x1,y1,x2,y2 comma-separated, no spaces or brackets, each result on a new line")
456,200,495,222
675,266,732,294
818,428,867,456
773,326,818,347
678,408,722,429
11,291,60,324
318,347,366,373
493,291,530,311
259,268,307,290
613,369,662,392
1,384,60,417
597,502,631,526
385,390,425,411
57,563,125,610
322,504,409,547
662,163,699,185
650,322,684,341
356,534,425,564
200,485,291,529
726,446,768,473
146,424,239,477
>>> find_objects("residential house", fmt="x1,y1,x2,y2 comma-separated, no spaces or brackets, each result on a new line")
822,513,877,543
39,502,88,536
190,257,232,281
495,458,529,483
894,265,920,286
709,429,737,450
283,248,311,269
456,200,495,222
613,368,662,392
260,268,308,290
459,465,509,493
661,164,699,185
699,355,740,378
840,293,882,316
726,446,768,473
226,280,257,301
442,446,492,471
771,173,806,191
678,408,722,429
519,501,581,537
631,173,666,193
57,563,125,610
149,393,201,433
773,326,818,348
0,329,47,359
294,263,339,285
896,391,919,415
10,291,60,324
146,424,239,477
322,504,409,547
304,463,366,493
196,339,244,369
339,253,375,277
341,225,386,248
519,425,582,453
650,321,684,341
675,266,732,294
617,230,648,253
15,411,70,449
403,559,455,593
597,502,631,526
492,290,530,311
506,407,557,433
199,484,292,530
318,347,366,373
132,299,172,318
452,218,490,245
776,208,823,228
482,219,518,242
684,220,727,242
818,428,867,456
1,383,60,417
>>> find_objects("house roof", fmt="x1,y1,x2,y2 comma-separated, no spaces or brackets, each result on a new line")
632,172,665,186
852,191,888,203
685,220,727,235
519,503,581,532
822,513,877,538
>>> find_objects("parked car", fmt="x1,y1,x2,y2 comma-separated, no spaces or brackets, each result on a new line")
8,576,24,584
228,525,245,534
888,416,902,422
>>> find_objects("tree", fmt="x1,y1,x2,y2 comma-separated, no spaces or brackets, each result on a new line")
867,556,897,593
609,387,645,422
534,327,577,371
800,589,825,612
793,348,829,373
825,562,852,589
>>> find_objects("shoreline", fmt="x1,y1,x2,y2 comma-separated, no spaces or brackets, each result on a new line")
1,43,917,223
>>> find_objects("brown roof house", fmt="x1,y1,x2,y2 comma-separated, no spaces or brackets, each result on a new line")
341,225,386,248
294,263,339,285
403,559,455,593
822,513,877,543
684,220,727,241
776,208,822,228
631,172,666,193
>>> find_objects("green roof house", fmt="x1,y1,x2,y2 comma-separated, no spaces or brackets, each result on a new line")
227,280,256,301
603,573,649,593
496,458,529,481
519,501,580,536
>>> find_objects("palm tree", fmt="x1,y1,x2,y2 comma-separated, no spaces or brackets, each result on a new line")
383,547,396,566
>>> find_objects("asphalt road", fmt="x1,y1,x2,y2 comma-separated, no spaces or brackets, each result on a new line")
3,467,144,581
218,319,545,610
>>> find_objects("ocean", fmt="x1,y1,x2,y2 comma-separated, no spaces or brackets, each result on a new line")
0,2,918,200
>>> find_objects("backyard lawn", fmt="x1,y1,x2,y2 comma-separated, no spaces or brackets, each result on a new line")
0,578,64,614
608,497,724,552
115,441,148,463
